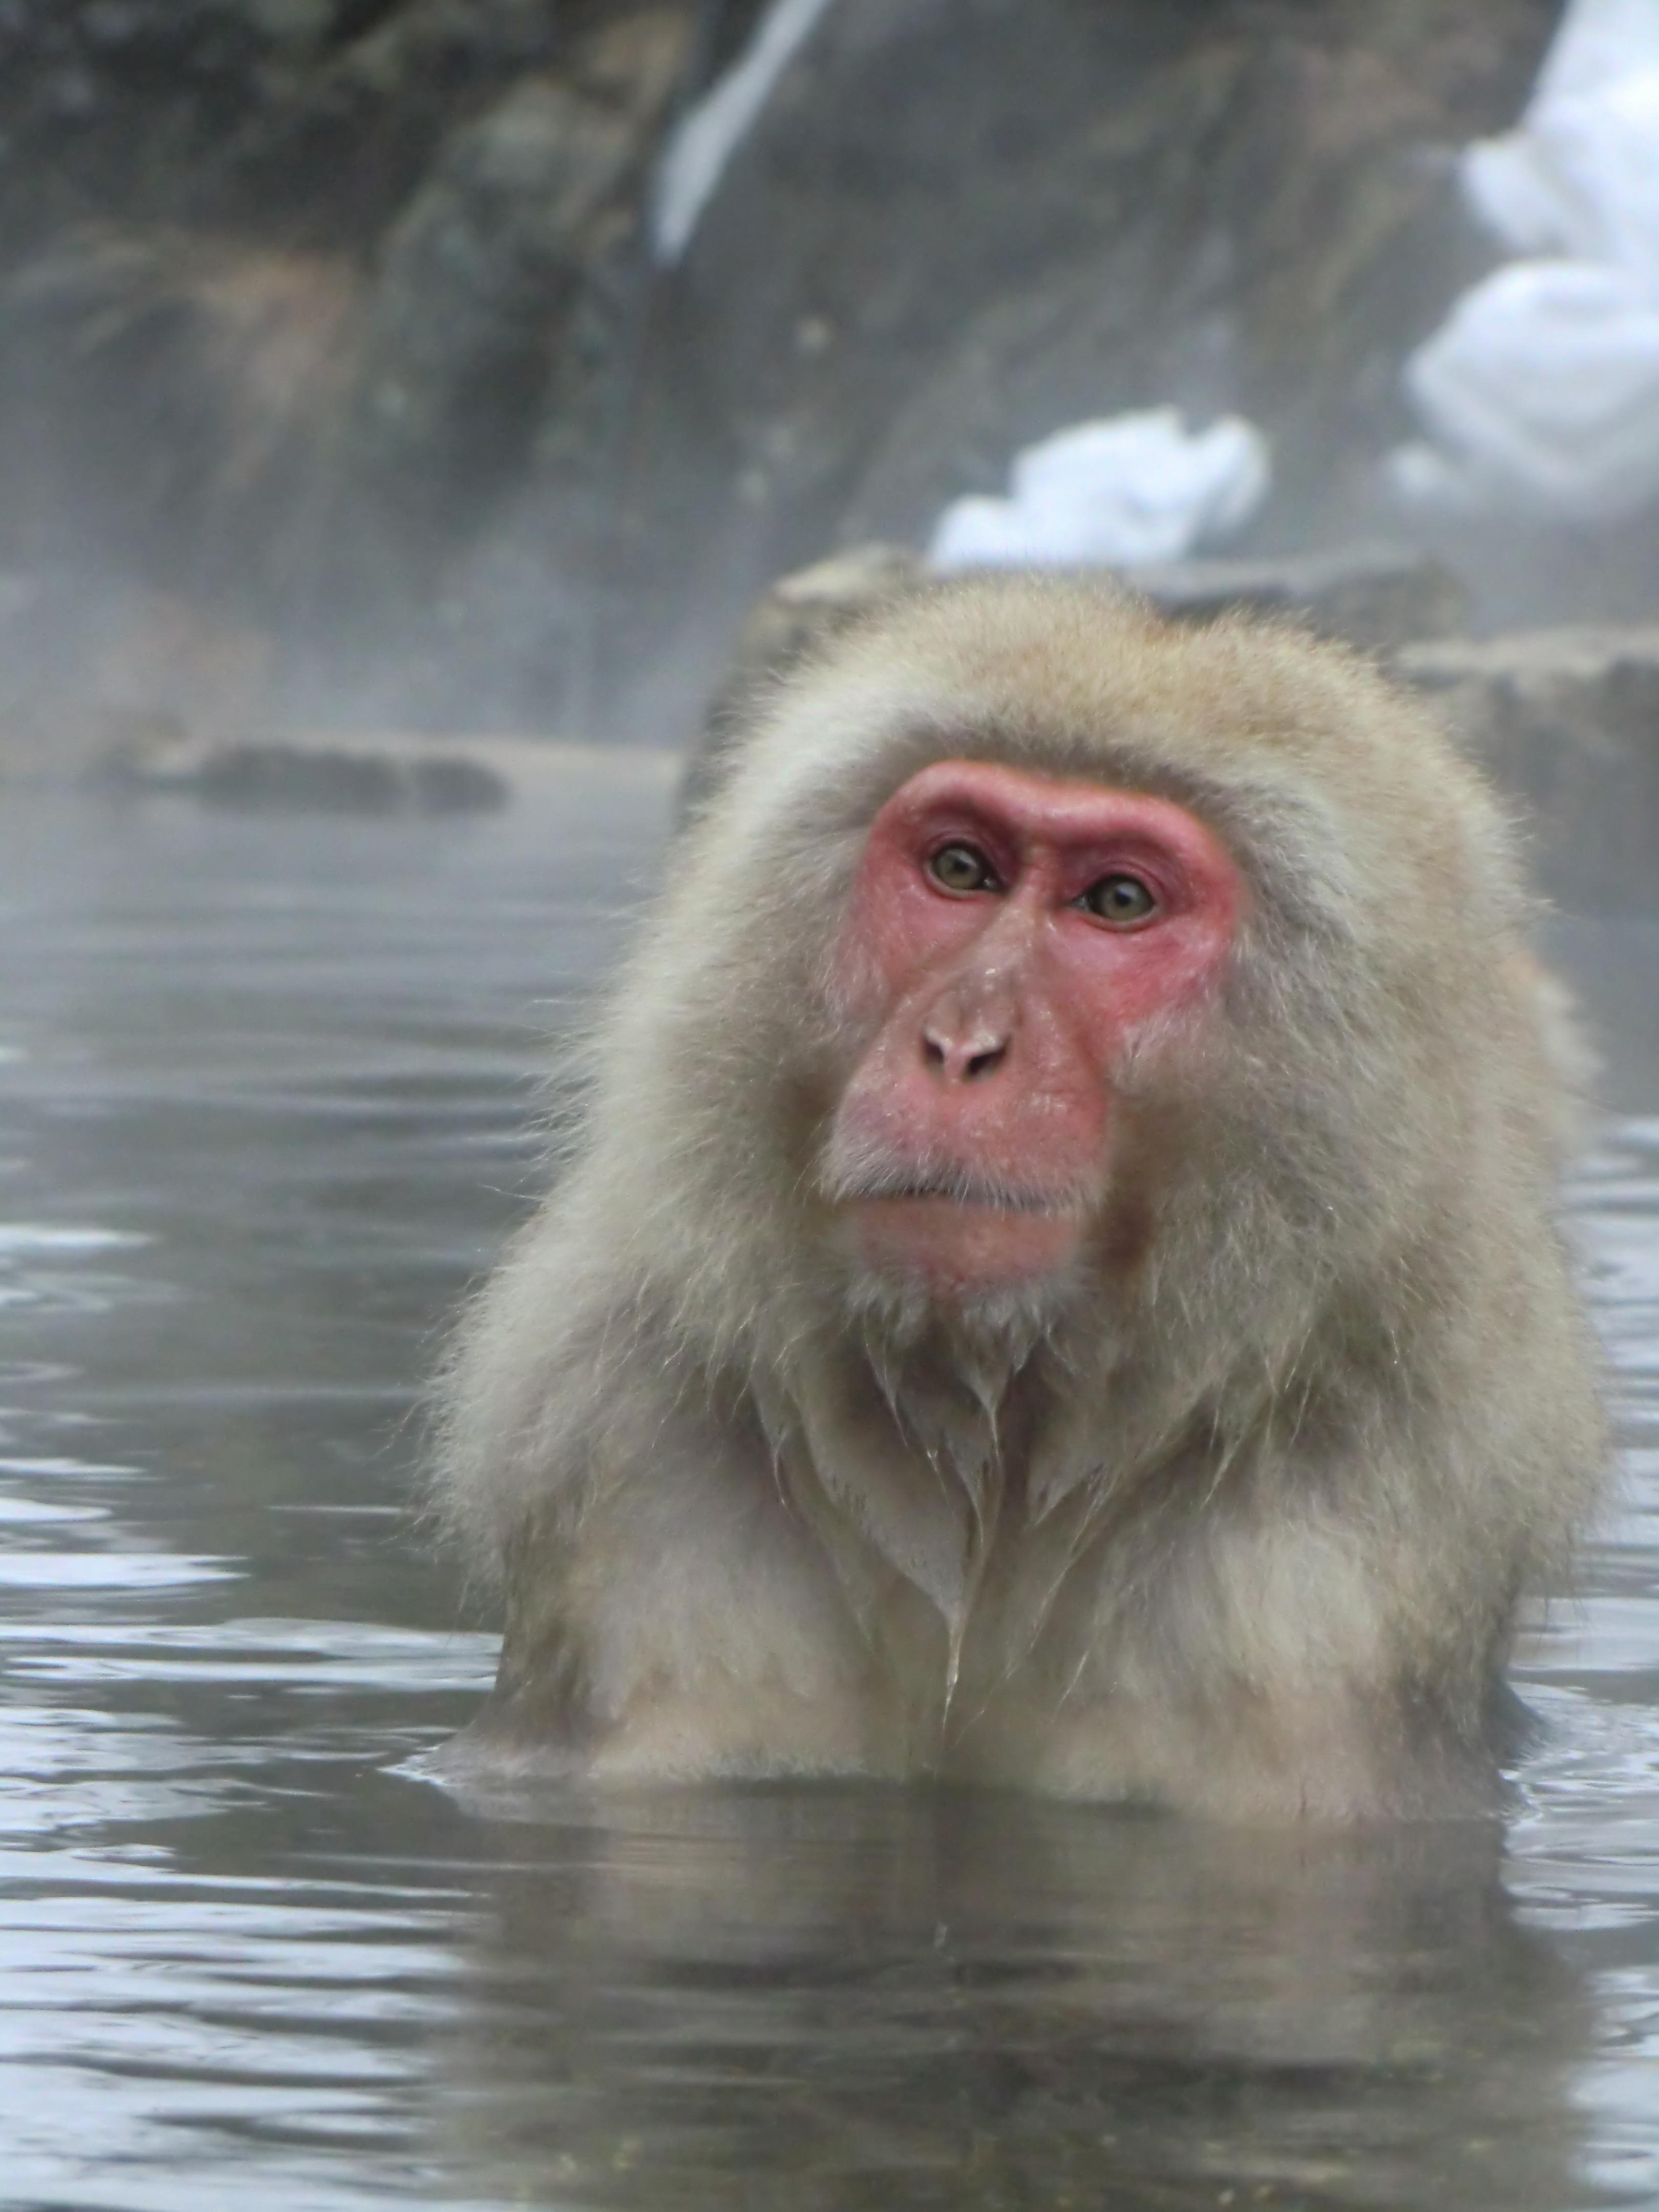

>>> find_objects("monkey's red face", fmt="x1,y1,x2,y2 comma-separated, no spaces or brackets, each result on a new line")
823,760,1242,1297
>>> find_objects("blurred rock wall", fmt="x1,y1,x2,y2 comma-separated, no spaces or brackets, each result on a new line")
0,0,1558,742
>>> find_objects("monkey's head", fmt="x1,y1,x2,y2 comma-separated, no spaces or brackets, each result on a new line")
608,577,1542,1381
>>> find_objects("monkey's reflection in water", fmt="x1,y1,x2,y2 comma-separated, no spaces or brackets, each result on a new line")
430,1786,1586,2211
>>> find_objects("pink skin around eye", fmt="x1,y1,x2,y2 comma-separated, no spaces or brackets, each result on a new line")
824,759,1243,1295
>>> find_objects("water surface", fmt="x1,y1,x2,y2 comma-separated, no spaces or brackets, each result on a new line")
0,773,1655,2211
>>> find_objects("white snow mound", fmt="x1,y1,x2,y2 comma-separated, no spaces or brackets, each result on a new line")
928,408,1270,571
1394,0,1659,521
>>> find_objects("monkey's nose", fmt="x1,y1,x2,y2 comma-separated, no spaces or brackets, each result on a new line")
921,1016,1011,1082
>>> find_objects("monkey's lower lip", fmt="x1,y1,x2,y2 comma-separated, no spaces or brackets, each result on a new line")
828,1169,1082,1215
843,1193,1083,1289
869,1184,1070,1215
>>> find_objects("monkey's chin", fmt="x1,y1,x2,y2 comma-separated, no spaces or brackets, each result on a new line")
842,1197,1082,1299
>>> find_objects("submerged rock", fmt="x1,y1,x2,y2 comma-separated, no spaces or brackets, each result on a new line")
96,727,511,813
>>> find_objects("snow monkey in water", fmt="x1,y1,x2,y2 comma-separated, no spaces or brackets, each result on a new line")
432,576,1604,1821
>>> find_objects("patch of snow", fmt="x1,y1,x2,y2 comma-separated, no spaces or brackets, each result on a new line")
1393,0,1659,521
653,0,839,266
928,408,1270,571
1394,262,1659,521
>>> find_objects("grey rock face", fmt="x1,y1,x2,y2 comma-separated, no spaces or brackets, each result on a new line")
1131,545,1469,653
683,542,925,815
350,14,691,526
1399,628,1659,913
634,0,1554,668
0,0,1577,744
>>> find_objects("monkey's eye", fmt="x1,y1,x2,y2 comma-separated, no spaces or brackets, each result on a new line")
1081,873,1158,926
927,841,999,894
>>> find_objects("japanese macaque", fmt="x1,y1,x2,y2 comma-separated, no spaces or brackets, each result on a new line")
433,576,1605,1821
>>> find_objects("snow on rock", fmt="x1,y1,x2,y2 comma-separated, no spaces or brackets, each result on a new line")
928,408,1270,571
1465,66,1659,284
1393,0,1659,522
1396,262,1659,520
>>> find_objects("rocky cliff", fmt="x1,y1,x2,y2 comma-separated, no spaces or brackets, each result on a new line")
0,0,1576,743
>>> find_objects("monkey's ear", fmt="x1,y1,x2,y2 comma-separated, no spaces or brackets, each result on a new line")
680,545,926,821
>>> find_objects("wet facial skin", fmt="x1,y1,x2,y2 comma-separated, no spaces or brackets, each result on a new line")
824,759,1243,1295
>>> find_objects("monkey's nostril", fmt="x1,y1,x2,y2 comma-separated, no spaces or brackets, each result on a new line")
922,1025,1008,1079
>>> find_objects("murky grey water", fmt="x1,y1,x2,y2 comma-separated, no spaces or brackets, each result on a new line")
0,767,1655,2212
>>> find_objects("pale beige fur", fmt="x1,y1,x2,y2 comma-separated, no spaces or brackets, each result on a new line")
432,577,1606,1820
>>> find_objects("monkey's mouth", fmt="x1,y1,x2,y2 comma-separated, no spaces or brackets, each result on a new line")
821,1161,1084,1217
819,1156,1089,1292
